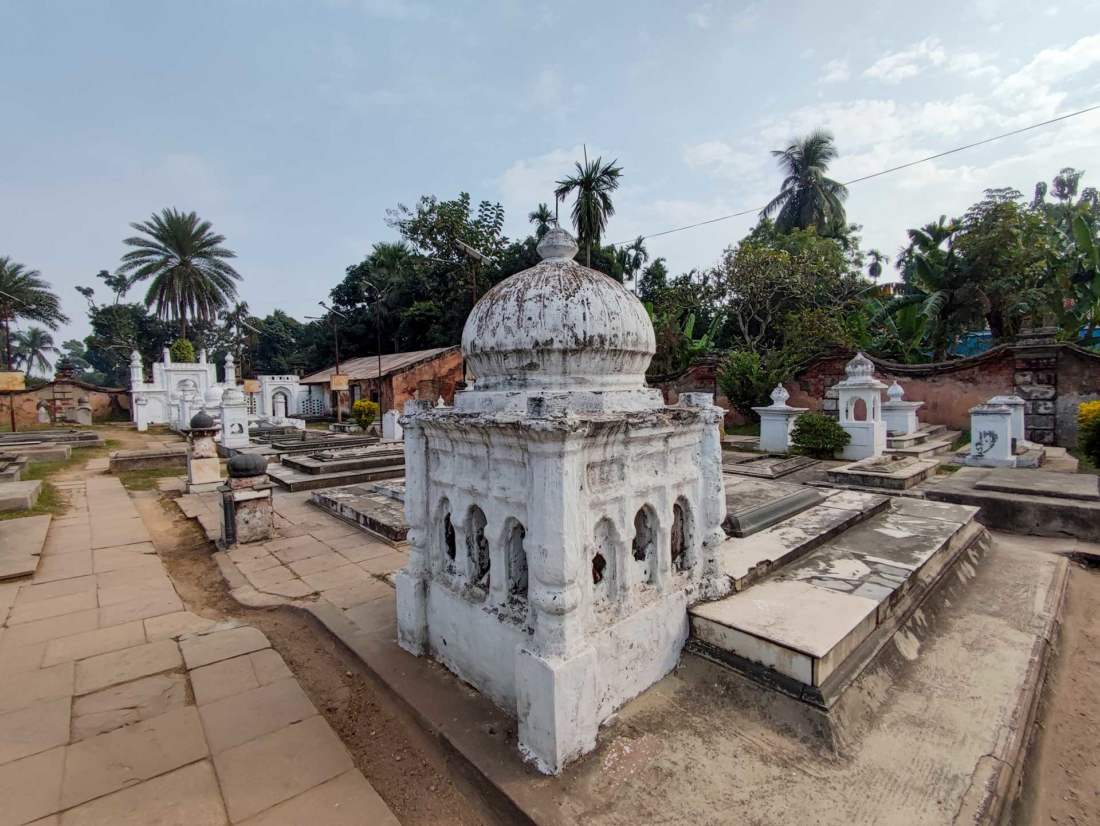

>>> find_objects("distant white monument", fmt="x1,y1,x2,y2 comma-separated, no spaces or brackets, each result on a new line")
833,352,888,460
753,385,805,453
881,381,923,436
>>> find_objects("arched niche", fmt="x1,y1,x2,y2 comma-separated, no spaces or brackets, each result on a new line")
671,497,694,573
592,517,618,606
466,506,490,590
631,505,659,585
502,518,528,605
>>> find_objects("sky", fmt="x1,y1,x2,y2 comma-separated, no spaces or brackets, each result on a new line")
3,0,1100,352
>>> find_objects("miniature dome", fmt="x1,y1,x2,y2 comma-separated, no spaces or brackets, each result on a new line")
223,386,245,404
887,381,904,401
228,452,267,478
204,386,224,408
189,411,215,429
769,384,790,406
845,352,875,378
461,225,656,394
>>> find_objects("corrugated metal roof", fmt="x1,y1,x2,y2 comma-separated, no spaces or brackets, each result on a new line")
299,346,459,384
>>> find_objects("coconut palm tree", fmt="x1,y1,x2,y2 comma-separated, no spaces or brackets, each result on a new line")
867,249,887,280
13,327,58,377
118,208,241,341
554,152,623,267
761,130,849,237
615,236,649,292
528,203,554,239
0,257,68,371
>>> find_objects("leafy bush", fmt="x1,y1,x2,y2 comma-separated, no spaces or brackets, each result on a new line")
1078,401,1100,466
717,350,793,419
352,399,379,430
169,337,195,363
791,412,850,458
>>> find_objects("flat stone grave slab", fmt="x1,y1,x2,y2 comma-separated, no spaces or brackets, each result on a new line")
310,484,408,544
269,445,405,492
0,452,27,482
0,480,43,512
0,514,51,579
973,468,1099,500
722,476,823,537
723,454,817,479
826,454,939,491
692,497,982,703
109,445,188,472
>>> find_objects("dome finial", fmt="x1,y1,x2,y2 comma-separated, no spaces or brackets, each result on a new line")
537,222,579,261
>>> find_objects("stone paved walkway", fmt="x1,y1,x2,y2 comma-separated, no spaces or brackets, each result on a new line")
0,475,399,825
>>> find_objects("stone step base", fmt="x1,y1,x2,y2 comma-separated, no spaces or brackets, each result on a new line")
0,514,51,580
885,431,961,458
885,423,946,449
310,484,409,545
281,449,405,476
267,463,405,492
825,456,939,491
691,498,984,707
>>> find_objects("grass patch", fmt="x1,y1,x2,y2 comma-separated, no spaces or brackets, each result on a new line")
0,481,67,521
1070,448,1099,475
950,428,970,452
117,467,186,491
935,463,962,474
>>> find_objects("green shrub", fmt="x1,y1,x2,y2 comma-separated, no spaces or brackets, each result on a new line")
1078,401,1100,466
717,350,793,420
791,412,850,459
169,337,195,363
352,399,379,430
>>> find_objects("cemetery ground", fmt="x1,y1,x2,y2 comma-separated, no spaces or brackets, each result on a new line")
3,425,1100,824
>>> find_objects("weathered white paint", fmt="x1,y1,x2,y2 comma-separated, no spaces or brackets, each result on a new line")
988,394,1027,448
396,226,728,775
382,409,403,441
220,387,251,449
753,384,806,453
832,352,888,460
965,403,1017,467
881,381,923,436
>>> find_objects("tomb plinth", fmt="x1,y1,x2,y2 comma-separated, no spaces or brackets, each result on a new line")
964,404,1016,467
752,385,805,454
395,225,728,774
219,387,251,450
881,381,922,436
183,411,222,492
220,453,275,546
832,352,888,460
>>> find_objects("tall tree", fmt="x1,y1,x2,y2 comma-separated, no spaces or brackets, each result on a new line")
760,130,849,237
616,236,649,291
0,257,68,371
528,203,554,239
554,152,623,267
118,208,241,340
12,327,58,377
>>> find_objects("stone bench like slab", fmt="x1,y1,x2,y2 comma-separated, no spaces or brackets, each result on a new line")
973,468,1099,501
310,485,408,544
0,480,43,512
692,497,983,705
109,446,188,472
722,476,823,537
0,514,51,579
826,455,939,491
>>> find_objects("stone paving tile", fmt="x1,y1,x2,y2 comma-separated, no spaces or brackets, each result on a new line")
180,626,269,670
96,580,176,608
13,577,96,607
199,678,317,754
286,551,346,577
343,598,396,635
257,579,315,599
143,611,220,642
6,592,99,626
239,769,400,826
89,519,149,551
97,590,184,628
246,565,296,589
60,706,208,809
359,551,408,576
91,546,160,574
0,746,65,826
0,697,71,765
71,673,187,741
212,715,353,823
319,579,393,610
0,610,99,649
58,760,226,826
270,537,330,564
235,554,282,575
74,639,182,695
300,564,372,592
32,553,94,584
0,639,47,675
304,523,361,542
0,662,75,715
41,621,146,668
328,538,395,563
94,564,167,590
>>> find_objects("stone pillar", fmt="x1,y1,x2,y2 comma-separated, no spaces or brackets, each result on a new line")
382,409,403,441
515,438,597,775
184,411,223,492
989,394,1027,448
134,396,149,432
1013,346,1058,445
219,388,251,450
129,350,143,387
220,453,275,547
681,393,729,593
395,413,431,656
965,404,1016,467
224,354,236,386
162,346,171,365
882,381,923,436
751,385,807,454
74,396,93,426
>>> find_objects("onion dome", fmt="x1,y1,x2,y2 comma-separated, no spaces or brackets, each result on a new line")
228,452,267,478
189,411,215,430
460,225,656,403
204,386,224,408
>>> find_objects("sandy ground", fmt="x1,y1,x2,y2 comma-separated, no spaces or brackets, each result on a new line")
1013,559,1100,825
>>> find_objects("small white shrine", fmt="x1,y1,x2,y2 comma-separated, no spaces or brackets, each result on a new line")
881,381,923,436
395,226,729,774
753,384,805,453
832,352,888,460
988,394,1028,448
965,402,1016,467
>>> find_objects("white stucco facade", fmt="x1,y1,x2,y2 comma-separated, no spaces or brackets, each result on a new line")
395,226,728,774
833,352,888,460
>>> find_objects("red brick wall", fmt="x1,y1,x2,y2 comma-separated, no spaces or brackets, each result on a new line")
0,380,130,428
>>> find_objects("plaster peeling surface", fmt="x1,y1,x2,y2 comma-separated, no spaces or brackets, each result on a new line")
396,226,728,773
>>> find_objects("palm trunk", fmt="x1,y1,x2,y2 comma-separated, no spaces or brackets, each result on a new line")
2,316,11,372
180,316,188,343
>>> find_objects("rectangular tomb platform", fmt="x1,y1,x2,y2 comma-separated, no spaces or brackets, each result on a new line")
722,476,823,537
310,481,408,544
267,444,405,491
723,454,817,479
691,497,984,706
926,466,1100,541
826,454,939,491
